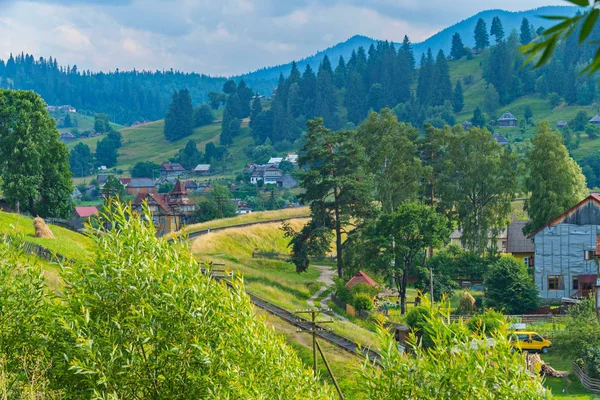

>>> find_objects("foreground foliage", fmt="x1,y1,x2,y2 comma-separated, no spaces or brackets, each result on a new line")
361,303,549,399
0,205,334,399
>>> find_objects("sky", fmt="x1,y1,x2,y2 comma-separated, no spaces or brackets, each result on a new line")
0,0,565,77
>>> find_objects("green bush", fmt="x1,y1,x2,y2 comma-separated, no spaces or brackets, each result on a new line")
484,256,539,314
405,306,434,347
353,293,374,311
360,305,548,399
467,309,505,335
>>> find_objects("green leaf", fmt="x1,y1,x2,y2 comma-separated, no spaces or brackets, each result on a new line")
580,9,599,43
540,15,571,20
566,0,590,6
535,35,558,68
542,18,579,36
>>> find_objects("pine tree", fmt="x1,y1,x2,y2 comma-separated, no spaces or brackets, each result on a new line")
334,56,347,89
163,89,193,142
401,35,416,70
236,80,253,118
416,50,434,106
314,56,338,129
490,16,505,42
249,96,262,123
396,36,415,103
471,106,486,127
345,71,367,124
452,81,464,113
520,18,533,45
450,33,466,60
474,18,490,51
220,94,241,146
300,65,317,118
432,50,452,106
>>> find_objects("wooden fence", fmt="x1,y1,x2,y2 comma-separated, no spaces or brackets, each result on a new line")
2,234,74,265
449,314,566,323
573,361,600,393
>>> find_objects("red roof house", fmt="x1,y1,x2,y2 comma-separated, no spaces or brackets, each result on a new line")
345,270,378,289
74,206,99,218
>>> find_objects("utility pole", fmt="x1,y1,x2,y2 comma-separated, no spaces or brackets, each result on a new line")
295,309,344,399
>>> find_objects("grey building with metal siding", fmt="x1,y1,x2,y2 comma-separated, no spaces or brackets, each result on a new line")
532,194,600,299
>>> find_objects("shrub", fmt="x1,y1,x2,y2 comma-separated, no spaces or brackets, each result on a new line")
467,309,504,335
353,293,374,311
484,256,539,314
360,304,547,399
405,306,434,347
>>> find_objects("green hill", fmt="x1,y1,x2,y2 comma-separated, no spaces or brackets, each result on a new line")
66,52,600,181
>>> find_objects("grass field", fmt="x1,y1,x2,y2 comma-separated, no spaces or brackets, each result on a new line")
190,219,380,349
0,211,93,261
171,207,310,237
541,354,600,399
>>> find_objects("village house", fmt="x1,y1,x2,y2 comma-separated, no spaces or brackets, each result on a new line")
492,133,509,146
159,163,186,177
268,157,283,166
498,112,517,127
124,178,156,195
285,153,299,165
233,199,253,215
450,228,508,253
60,105,77,113
277,174,298,189
506,220,534,268
250,165,282,185
589,113,600,126
96,173,112,187
184,180,198,192
133,180,196,236
59,131,76,142
71,206,99,230
557,120,568,129
193,164,211,176
529,194,600,300
461,121,473,130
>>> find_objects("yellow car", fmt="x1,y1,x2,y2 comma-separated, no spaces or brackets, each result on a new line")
508,331,552,354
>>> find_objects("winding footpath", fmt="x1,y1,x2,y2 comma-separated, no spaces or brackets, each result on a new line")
306,265,349,322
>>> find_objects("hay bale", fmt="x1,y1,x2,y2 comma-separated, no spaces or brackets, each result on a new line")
34,217,54,239
458,291,476,314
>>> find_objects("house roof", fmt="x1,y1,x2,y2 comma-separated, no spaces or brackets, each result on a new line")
159,163,185,172
268,157,283,164
506,220,534,254
129,178,155,188
75,206,99,218
184,180,198,189
492,133,509,146
171,179,187,195
557,120,568,126
498,112,517,121
528,193,600,238
193,164,211,171
134,192,173,213
590,114,600,123
346,270,378,288
120,178,132,186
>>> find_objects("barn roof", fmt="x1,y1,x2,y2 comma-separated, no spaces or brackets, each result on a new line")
506,220,534,254
498,112,517,121
345,270,378,288
528,193,600,238
75,206,99,218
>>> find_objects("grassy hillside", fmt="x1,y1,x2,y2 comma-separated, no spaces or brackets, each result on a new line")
191,219,380,349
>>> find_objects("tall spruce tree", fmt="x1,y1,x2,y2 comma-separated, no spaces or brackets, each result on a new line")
520,18,533,45
236,80,253,118
490,16,505,42
314,56,338,129
300,64,317,119
163,89,193,142
432,50,452,106
395,37,415,103
472,106,486,127
220,94,241,146
344,71,367,124
452,80,464,113
416,50,434,106
474,18,490,51
450,33,466,60
334,56,347,89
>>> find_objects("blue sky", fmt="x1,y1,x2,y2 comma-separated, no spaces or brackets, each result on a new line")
0,0,565,76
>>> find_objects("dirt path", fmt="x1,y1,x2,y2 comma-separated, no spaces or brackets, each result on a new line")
306,265,349,322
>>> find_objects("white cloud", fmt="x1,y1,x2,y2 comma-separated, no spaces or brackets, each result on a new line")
0,0,570,76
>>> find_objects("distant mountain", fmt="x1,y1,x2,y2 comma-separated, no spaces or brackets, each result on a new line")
239,6,579,95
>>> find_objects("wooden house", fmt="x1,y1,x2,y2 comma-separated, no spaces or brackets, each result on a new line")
133,180,196,236
506,220,534,268
529,194,600,299
498,112,517,127
159,163,186,177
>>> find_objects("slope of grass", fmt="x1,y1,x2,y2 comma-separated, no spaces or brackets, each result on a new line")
191,219,380,349
172,207,310,237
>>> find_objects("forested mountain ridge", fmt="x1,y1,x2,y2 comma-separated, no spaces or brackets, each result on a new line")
239,6,579,95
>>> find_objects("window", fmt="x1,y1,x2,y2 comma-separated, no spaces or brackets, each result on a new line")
573,278,579,290
584,250,595,260
523,257,529,267
517,334,530,342
532,334,544,342
548,275,564,290
583,282,594,291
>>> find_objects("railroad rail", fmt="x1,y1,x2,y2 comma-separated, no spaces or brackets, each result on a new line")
208,269,380,364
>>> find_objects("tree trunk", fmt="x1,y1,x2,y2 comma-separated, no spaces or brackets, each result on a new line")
334,201,343,278
14,200,19,214
400,269,408,315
